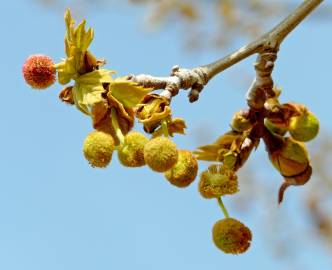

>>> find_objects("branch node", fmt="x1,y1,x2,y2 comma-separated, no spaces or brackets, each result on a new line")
246,52,278,109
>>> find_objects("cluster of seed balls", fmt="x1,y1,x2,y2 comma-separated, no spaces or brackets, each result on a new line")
23,54,252,255
198,165,251,254
83,130,198,188
83,131,251,254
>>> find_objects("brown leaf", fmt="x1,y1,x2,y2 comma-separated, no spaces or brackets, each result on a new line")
136,94,171,133
59,86,74,105
152,117,187,138
91,100,109,128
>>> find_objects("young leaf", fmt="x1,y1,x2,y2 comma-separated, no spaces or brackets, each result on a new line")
72,70,114,115
152,118,187,138
109,79,152,108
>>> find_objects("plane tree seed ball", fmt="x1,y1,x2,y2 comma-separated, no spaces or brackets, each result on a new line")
199,165,238,199
212,218,252,254
118,132,149,167
164,150,198,188
289,110,319,142
144,137,178,172
83,131,115,168
22,54,56,89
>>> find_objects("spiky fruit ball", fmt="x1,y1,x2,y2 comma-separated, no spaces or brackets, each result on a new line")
199,165,238,198
164,150,198,188
22,54,56,89
212,218,252,254
83,131,115,168
118,132,149,167
289,109,319,142
144,137,178,172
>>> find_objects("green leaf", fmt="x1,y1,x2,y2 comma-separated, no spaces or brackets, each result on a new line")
109,79,152,108
72,83,105,115
58,9,97,82
55,58,76,85
76,69,114,85
72,69,114,115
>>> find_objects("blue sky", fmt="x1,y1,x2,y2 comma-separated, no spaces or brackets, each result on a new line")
1,1,332,270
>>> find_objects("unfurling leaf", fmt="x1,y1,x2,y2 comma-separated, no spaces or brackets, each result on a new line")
59,86,74,104
152,118,187,138
109,78,153,108
194,131,245,161
72,69,113,115
56,9,101,84
136,94,172,133
195,130,257,171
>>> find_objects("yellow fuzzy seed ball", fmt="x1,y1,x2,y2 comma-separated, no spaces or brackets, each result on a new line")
212,218,252,254
118,132,149,167
83,131,115,168
144,137,178,172
164,150,198,188
199,165,238,199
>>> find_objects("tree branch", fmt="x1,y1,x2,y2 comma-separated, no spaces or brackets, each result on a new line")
129,0,323,102
203,0,323,80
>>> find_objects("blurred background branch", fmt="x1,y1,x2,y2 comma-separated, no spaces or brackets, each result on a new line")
36,0,332,50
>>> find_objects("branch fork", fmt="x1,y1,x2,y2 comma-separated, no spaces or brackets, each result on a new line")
246,51,278,110
128,65,208,102
127,0,322,104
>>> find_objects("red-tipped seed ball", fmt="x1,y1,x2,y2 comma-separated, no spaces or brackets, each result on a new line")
22,54,56,89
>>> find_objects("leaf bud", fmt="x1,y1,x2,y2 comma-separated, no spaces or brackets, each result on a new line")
230,110,252,132
83,130,115,168
118,132,149,167
264,118,287,136
212,218,252,254
289,108,319,142
144,137,178,172
222,151,237,171
278,164,312,203
164,150,198,188
269,137,309,179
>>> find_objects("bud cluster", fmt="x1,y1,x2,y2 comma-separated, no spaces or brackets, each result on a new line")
193,88,320,254
263,93,319,203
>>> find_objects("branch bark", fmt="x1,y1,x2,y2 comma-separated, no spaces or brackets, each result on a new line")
129,0,324,102
203,0,323,81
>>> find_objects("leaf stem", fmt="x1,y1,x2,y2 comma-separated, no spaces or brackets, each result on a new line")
161,119,169,137
111,108,125,145
217,197,230,218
